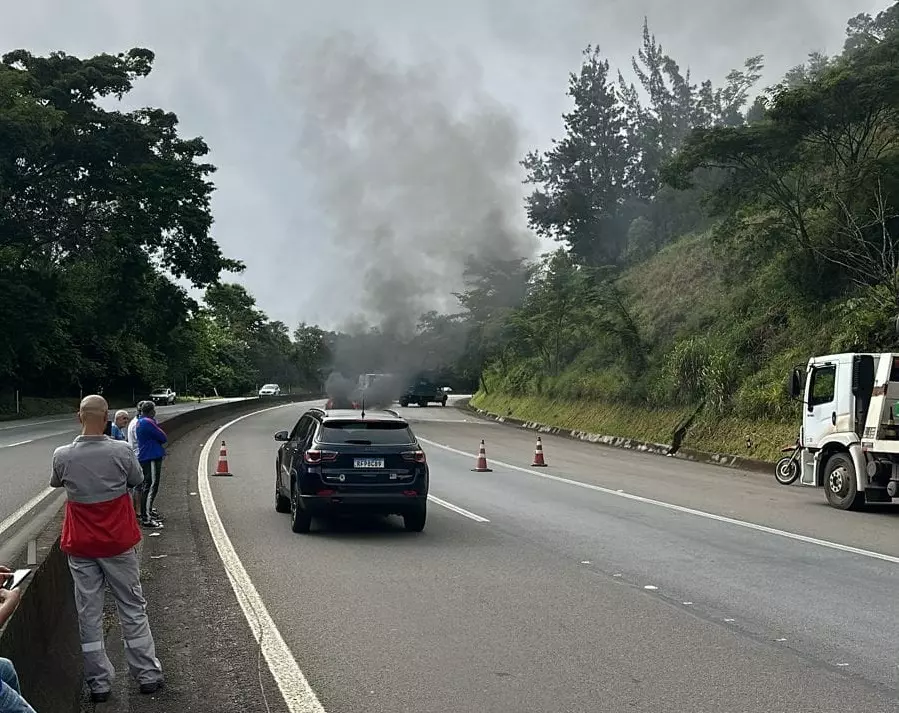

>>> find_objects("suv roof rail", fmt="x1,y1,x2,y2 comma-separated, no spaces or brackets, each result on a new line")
308,407,325,415
382,408,400,417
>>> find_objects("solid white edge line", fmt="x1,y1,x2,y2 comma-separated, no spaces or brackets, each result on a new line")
0,439,34,449
0,487,58,538
416,437,899,566
197,403,326,713
428,495,490,523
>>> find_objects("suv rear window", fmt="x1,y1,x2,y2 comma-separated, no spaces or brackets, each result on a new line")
317,421,415,445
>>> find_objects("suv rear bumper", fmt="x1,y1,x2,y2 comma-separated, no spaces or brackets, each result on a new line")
298,492,427,515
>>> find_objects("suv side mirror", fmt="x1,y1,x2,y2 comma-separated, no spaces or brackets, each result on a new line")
786,368,803,400
273,430,289,442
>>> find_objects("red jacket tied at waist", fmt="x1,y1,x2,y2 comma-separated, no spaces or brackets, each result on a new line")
61,494,141,559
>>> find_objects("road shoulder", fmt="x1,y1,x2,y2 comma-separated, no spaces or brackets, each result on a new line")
94,417,289,713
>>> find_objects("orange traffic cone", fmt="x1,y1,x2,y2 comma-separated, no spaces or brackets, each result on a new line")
211,440,232,477
532,436,548,467
471,440,493,472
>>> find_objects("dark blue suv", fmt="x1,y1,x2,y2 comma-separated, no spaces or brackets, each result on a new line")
274,408,429,533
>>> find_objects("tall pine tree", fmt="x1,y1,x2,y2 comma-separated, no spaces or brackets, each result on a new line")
522,46,634,266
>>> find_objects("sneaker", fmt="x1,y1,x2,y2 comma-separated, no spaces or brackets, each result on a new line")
150,509,164,521
91,690,111,703
141,519,164,529
140,680,163,695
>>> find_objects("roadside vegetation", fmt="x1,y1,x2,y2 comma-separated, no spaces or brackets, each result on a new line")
0,48,459,412
4,4,899,454
463,4,899,460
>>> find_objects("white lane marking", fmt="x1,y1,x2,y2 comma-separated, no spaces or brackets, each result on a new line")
0,487,59,538
644,585,658,591
427,495,490,522
0,429,75,449
198,404,326,713
0,416,72,431
417,437,899,566
0,440,33,449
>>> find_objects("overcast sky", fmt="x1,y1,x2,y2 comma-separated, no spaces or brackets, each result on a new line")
2,1,887,331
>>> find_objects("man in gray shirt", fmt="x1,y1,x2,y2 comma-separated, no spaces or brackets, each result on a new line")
50,394,164,703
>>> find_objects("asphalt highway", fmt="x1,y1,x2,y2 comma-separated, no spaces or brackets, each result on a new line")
197,400,899,713
0,398,245,528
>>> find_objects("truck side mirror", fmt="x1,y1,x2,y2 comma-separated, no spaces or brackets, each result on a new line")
786,369,803,400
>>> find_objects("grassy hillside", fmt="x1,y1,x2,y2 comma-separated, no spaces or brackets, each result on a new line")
472,383,796,464
463,16,899,465
476,230,814,462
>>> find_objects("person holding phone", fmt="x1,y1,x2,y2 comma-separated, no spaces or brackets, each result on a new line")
0,566,37,713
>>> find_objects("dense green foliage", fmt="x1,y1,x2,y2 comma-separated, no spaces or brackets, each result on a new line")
0,47,486,412
7,4,899,450
464,3,899,446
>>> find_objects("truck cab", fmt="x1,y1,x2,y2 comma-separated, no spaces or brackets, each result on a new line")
788,352,899,509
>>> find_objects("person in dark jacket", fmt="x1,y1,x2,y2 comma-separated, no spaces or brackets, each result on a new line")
50,395,163,702
136,401,167,528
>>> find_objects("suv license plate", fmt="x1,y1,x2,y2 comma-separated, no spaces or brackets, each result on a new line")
354,458,385,469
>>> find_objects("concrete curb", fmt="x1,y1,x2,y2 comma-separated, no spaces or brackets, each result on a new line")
462,401,776,476
0,394,319,713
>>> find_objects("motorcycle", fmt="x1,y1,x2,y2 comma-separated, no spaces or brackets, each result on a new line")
774,436,802,485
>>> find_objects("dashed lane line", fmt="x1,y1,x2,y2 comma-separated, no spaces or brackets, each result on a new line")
416,437,899,567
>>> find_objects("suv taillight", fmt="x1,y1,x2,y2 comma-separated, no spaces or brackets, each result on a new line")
402,450,426,464
304,449,337,464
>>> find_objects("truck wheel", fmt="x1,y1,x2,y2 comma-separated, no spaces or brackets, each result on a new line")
823,452,865,510
441,396,447,407
419,399,428,408
400,399,409,408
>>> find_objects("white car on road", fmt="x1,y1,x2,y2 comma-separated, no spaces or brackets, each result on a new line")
149,387,176,405
258,384,281,397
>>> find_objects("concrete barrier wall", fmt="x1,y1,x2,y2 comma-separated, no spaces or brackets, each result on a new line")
0,394,318,713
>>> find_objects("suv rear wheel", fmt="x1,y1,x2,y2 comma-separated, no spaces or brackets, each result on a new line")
403,502,427,532
290,485,312,533
275,466,290,513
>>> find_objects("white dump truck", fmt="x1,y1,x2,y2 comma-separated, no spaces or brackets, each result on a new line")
787,352,899,509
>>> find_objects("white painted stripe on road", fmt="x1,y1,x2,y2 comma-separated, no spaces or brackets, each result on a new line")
417,437,899,567
0,439,33,448
0,430,75,449
0,416,72,431
428,495,490,522
0,487,58,538
197,404,326,713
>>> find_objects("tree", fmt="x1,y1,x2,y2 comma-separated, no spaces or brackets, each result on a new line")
0,49,242,285
522,46,634,266
0,47,244,398
508,250,596,376
294,324,331,388
844,4,899,54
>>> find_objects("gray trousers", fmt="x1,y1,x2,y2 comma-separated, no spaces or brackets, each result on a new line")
68,548,163,693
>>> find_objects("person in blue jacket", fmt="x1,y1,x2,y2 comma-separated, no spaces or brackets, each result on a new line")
135,401,167,529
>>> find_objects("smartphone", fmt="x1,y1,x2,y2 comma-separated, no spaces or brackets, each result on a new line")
2,569,32,590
